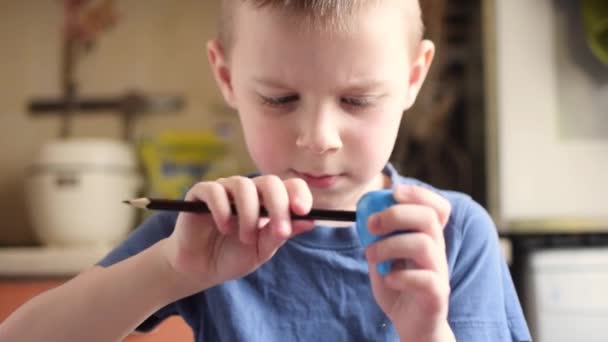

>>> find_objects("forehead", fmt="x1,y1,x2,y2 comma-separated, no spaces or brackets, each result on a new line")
229,2,414,88
227,0,422,49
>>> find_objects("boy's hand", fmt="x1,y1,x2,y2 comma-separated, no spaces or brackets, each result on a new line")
364,185,455,342
162,175,315,293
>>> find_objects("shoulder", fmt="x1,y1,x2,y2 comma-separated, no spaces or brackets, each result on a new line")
97,212,177,267
132,211,178,243
392,177,531,340
393,174,499,262
393,174,494,237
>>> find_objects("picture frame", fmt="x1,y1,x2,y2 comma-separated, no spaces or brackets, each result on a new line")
485,0,608,231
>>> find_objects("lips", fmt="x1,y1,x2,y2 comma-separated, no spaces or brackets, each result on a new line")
292,170,343,189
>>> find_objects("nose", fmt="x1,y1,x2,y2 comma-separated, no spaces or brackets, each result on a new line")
295,108,342,155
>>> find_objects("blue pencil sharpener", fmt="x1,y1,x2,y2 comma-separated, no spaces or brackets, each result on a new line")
356,189,404,276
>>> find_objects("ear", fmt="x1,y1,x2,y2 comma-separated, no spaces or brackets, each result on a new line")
404,39,435,109
207,39,236,108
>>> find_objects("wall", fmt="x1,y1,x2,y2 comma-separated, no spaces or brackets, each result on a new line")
0,0,253,245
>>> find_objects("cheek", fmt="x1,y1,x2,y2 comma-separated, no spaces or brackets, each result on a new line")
240,114,293,173
346,111,402,169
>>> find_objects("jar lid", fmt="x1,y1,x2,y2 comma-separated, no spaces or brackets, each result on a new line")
32,138,137,169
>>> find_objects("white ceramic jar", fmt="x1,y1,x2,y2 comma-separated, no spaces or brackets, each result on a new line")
25,138,142,247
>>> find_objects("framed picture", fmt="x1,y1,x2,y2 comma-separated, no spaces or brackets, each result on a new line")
485,0,608,230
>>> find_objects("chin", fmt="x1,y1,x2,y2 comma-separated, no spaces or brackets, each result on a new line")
309,184,363,211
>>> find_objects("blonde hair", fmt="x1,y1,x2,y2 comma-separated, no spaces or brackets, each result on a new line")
218,0,424,52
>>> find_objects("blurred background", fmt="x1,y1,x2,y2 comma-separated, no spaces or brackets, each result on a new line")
0,0,607,341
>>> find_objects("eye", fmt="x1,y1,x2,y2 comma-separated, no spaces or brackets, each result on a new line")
341,97,372,107
258,94,299,107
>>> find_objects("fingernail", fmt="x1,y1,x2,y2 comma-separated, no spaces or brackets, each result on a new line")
279,220,291,236
368,214,380,231
292,220,314,232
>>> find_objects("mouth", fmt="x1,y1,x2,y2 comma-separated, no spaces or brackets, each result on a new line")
291,169,344,189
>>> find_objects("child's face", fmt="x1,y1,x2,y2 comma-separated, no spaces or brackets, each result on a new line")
209,2,433,210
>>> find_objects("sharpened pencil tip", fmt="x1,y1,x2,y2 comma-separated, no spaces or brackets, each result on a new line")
123,197,151,209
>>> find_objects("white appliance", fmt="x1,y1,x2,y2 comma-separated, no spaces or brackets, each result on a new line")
25,138,142,247
525,247,608,342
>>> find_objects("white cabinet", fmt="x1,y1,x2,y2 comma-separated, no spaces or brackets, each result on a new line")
525,248,608,342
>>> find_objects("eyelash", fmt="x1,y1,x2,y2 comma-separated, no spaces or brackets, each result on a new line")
341,97,372,107
259,95,373,108
259,95,299,107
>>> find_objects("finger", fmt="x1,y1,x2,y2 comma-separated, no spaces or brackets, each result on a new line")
256,217,314,260
258,215,313,235
283,178,313,216
393,185,452,228
185,181,233,234
283,178,314,236
383,269,450,310
256,219,286,262
256,177,315,260
253,175,291,238
291,220,315,235
218,176,260,244
365,233,441,271
258,217,270,229
367,204,443,244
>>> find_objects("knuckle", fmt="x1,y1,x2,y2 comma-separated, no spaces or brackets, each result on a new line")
265,174,282,184
284,177,307,190
441,200,452,225
207,181,224,193
292,178,312,200
192,180,212,190
418,233,435,250
426,274,442,295
384,205,403,223
233,176,255,192
420,206,441,230
255,174,281,189
421,206,436,220
187,181,213,197
431,278,450,300
426,277,443,304
409,185,423,200
268,175,285,190
443,199,452,215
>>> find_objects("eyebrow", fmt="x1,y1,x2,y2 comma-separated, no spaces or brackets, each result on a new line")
341,80,389,93
253,77,390,93
253,77,291,89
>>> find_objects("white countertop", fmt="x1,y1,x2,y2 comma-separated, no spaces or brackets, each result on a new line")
0,240,512,277
0,246,113,277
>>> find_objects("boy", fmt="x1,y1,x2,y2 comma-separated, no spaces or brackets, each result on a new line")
0,0,531,341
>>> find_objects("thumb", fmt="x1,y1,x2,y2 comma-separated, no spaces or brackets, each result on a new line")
368,261,384,290
256,220,291,262
290,220,315,236
256,219,315,262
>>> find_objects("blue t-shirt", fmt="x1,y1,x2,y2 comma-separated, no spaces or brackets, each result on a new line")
98,164,531,341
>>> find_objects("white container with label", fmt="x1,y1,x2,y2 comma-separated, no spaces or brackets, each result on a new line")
25,138,142,247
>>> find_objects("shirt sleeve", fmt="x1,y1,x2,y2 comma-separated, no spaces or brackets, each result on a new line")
96,211,179,333
446,197,532,342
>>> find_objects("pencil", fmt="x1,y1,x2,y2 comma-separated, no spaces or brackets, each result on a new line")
123,198,357,222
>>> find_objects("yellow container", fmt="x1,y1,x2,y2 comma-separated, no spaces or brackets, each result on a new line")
139,131,231,199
